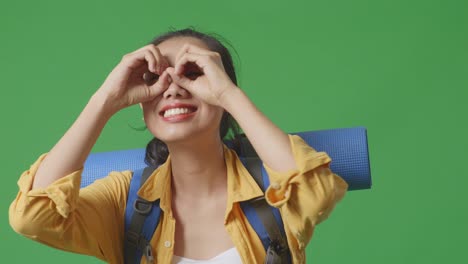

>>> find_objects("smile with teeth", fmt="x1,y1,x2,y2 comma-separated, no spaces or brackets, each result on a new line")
163,107,196,118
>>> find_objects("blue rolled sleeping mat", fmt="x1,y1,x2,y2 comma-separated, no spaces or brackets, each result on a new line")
81,126,372,191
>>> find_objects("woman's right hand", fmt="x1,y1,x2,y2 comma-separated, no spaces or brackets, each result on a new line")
96,44,171,114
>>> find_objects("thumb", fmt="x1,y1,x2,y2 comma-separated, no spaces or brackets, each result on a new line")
147,71,170,98
166,67,194,91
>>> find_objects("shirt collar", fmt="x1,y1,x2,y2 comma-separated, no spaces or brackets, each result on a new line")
136,144,264,218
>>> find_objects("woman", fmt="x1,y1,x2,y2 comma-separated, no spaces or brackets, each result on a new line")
9,28,349,264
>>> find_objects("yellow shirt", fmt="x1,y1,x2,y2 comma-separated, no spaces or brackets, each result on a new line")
9,135,348,264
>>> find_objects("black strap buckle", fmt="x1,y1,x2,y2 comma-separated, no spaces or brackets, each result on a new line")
144,244,154,263
265,240,288,264
126,231,154,263
133,198,152,215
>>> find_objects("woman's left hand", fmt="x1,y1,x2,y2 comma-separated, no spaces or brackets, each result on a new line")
165,44,237,107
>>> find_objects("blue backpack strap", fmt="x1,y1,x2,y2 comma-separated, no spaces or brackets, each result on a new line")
239,157,292,263
124,167,161,264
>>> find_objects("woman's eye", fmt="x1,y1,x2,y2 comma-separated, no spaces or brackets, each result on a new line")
143,71,160,86
184,71,203,80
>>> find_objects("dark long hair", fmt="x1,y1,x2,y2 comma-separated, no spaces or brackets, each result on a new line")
144,28,242,167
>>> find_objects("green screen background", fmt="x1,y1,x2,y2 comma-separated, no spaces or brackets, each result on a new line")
1,0,467,263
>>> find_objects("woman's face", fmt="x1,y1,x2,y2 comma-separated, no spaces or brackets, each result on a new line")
141,37,224,145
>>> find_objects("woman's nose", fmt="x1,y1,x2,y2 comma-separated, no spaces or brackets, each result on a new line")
163,82,191,99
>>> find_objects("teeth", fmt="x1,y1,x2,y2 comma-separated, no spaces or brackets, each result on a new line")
163,108,192,118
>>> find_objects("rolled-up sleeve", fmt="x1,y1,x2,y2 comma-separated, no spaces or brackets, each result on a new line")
263,135,348,250
9,154,132,263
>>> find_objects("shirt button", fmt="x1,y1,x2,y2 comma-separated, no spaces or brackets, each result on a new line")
164,241,172,248
271,182,281,190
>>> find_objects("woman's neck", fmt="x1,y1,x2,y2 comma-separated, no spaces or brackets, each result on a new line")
167,136,227,200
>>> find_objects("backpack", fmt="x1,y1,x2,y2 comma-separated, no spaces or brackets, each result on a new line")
123,139,292,264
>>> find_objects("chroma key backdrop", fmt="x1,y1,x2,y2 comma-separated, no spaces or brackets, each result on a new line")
1,0,467,263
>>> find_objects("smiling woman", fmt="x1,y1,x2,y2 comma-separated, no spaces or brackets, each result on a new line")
8,28,348,264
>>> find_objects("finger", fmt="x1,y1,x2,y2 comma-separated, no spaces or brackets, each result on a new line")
181,45,222,69
174,53,208,76
147,45,169,74
148,70,170,98
127,44,167,74
175,44,214,66
123,49,158,73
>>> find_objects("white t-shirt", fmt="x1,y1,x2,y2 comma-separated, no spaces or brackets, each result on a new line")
171,247,242,264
